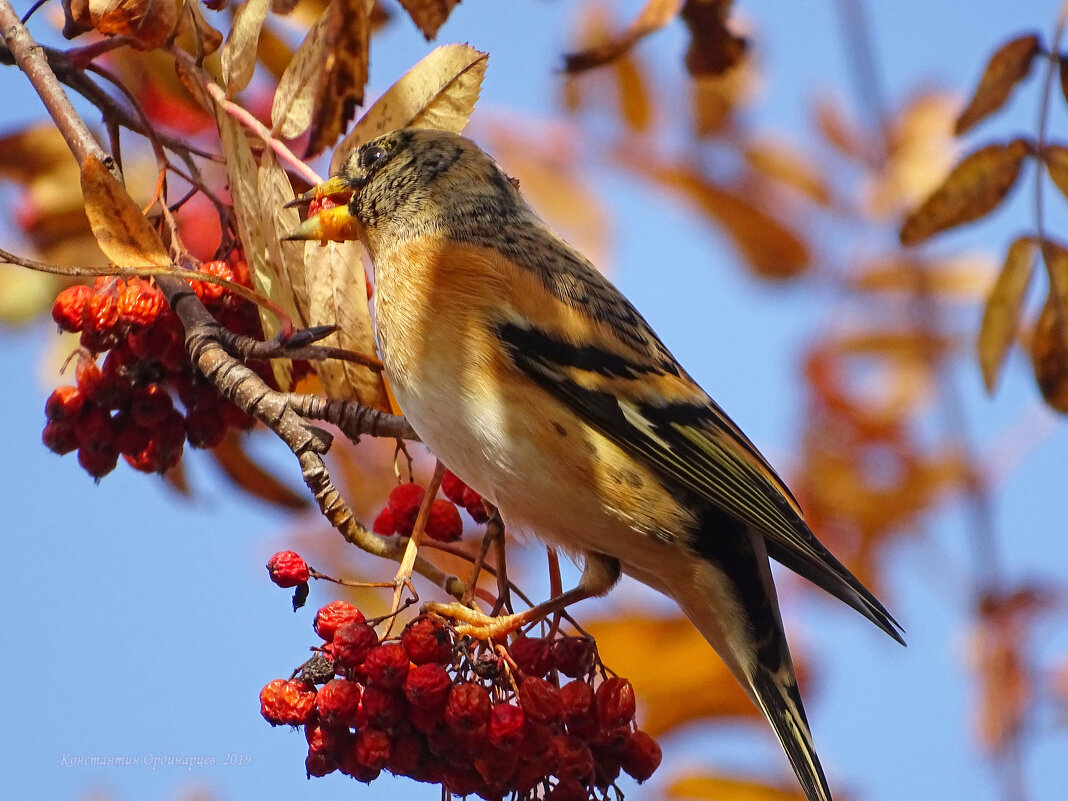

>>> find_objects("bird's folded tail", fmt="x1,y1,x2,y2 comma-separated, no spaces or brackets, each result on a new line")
675,508,834,801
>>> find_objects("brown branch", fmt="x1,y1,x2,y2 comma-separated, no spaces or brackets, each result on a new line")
0,2,462,601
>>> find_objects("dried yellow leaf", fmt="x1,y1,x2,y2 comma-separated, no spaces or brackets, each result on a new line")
744,139,832,205
82,0,180,51
955,33,1040,135
271,5,330,139
332,44,488,173
79,155,171,268
899,138,1032,245
978,236,1037,393
668,773,807,801
306,0,371,156
221,0,271,93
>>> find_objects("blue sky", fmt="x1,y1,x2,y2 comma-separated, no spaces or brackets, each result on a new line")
2,2,1067,801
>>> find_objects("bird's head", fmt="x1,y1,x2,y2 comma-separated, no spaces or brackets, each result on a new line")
285,129,521,248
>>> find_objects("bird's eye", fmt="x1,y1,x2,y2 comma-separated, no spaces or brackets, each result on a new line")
358,145,387,170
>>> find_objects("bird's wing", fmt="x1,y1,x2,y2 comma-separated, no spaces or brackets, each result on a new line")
490,246,903,642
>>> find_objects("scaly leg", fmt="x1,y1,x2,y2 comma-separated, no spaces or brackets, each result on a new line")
424,552,621,639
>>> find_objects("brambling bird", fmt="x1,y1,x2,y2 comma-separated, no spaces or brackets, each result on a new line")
287,128,904,801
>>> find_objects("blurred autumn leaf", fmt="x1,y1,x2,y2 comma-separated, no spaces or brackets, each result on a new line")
668,773,808,801
955,33,1041,135
978,236,1037,393
586,613,763,737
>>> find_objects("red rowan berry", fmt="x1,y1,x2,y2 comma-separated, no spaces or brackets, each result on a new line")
489,702,526,750
129,383,173,427
80,290,121,352
443,764,483,797
462,486,490,522
304,751,338,777
75,358,105,400
75,402,115,448
364,643,410,689
444,682,491,735
45,386,84,422
387,482,425,536
191,259,231,302
510,636,553,678
386,727,423,776
78,443,119,479
440,469,469,505
266,550,310,588
333,621,379,668
112,411,152,456
313,601,365,642
361,684,407,728
185,405,227,449
404,662,452,709
316,678,362,727
595,677,635,729
259,678,316,726
52,284,91,332
548,777,589,801
620,729,661,783
117,278,164,327
519,676,564,727
407,703,445,733
560,680,598,740
552,637,594,679
353,727,391,771
42,420,78,455
401,615,454,665
372,506,395,536
553,733,595,783
304,720,350,757
425,498,463,542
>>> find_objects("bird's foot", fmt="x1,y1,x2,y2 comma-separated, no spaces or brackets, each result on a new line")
422,601,533,639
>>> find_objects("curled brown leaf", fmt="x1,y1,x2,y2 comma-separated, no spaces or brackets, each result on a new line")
562,0,682,73
397,0,459,40
680,0,747,76
1030,241,1068,413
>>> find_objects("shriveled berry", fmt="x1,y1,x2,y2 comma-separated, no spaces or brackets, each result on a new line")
595,677,636,729
361,684,407,728
424,498,463,542
519,676,564,726
112,411,152,456
80,290,121,351
316,678,362,727
300,652,336,685
401,615,454,665
553,733,596,783
42,420,78,455
75,358,105,400
364,643,410,689
52,284,91,332
387,482,425,536
620,729,661,782
266,550,310,588
489,702,526,750
444,683,491,734
461,486,490,522
404,662,452,709
304,750,338,777
443,764,483,797
259,678,317,726
313,600,365,641
333,621,378,668
372,506,395,536
511,635,553,678
440,469,469,505
552,637,594,679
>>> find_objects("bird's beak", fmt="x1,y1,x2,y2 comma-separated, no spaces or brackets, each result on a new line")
281,174,360,243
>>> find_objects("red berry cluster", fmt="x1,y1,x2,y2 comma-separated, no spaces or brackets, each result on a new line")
373,471,490,542
260,601,661,799
42,258,267,479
